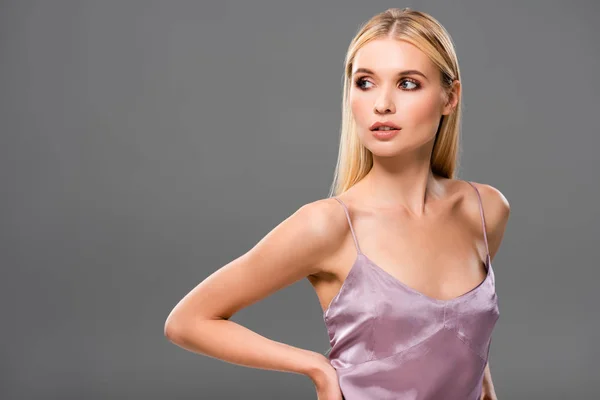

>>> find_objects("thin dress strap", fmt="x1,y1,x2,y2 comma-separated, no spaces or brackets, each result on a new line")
464,181,490,262
333,197,362,255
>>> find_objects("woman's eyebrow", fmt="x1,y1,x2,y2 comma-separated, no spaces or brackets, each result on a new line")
353,67,428,81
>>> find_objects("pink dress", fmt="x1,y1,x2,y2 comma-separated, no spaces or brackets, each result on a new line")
323,181,499,399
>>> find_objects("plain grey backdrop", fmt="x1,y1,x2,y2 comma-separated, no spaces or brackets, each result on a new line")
1,0,598,399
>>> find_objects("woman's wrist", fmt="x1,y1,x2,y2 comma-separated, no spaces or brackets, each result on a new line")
302,350,333,383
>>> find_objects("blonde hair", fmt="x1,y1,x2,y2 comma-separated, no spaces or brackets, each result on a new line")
329,8,462,197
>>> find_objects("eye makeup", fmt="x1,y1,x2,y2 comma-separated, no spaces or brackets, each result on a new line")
354,76,421,91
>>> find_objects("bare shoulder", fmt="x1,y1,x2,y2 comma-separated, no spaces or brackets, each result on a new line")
299,196,356,273
461,180,511,260
465,181,511,227
293,197,352,250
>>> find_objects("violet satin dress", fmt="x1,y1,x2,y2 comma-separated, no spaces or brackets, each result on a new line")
323,181,499,400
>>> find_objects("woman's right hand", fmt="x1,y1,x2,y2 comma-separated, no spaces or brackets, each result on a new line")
310,354,344,400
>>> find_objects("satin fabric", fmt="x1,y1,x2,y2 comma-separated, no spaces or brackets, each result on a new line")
323,181,499,400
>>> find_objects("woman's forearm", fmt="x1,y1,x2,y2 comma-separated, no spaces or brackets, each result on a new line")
165,317,325,379
481,362,497,397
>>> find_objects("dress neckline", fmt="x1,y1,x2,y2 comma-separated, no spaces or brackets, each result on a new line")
323,253,492,319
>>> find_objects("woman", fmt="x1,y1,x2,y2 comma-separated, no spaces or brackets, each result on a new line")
165,8,509,400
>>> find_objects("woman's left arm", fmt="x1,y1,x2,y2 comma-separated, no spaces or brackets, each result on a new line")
481,362,497,400
475,182,511,400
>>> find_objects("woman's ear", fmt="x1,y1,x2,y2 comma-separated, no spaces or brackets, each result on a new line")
442,80,461,115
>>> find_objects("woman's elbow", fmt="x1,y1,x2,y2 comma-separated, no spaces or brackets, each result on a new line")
164,311,191,343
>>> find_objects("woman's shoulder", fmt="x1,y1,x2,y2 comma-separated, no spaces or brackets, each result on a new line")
455,179,511,251
292,197,358,245
295,197,352,235
292,197,359,275
458,179,511,219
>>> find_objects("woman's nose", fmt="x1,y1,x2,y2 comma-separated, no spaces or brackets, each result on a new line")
373,90,396,114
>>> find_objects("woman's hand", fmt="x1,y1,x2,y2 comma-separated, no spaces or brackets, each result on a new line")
309,353,344,400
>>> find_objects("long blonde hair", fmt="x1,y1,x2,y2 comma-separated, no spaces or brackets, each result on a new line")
329,8,463,197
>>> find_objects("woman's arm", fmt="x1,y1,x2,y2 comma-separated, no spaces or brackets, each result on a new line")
164,199,343,382
481,362,497,399
475,182,511,400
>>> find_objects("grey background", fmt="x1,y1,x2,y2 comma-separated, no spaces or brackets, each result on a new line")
1,0,598,399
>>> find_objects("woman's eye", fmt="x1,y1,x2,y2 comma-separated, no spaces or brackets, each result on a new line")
400,79,419,90
355,78,373,90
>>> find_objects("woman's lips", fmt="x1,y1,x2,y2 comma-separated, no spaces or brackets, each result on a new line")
371,128,400,140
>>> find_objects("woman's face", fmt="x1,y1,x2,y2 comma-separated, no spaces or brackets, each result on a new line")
349,38,457,156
